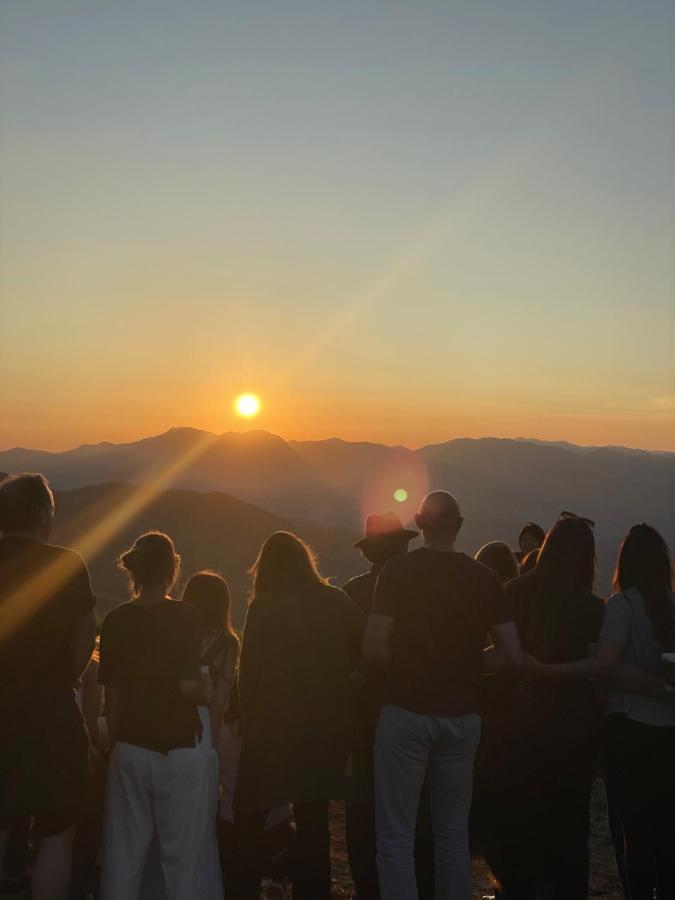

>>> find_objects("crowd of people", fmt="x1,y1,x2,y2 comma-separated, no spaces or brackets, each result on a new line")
0,471,674,900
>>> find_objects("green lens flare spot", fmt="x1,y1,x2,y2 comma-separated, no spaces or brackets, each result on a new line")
394,488,408,503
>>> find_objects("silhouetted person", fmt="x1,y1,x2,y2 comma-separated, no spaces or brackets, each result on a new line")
0,473,96,900
493,516,604,900
363,491,522,899
475,541,519,584
99,532,210,900
233,531,364,900
343,512,426,900
602,526,675,899
515,522,545,562
525,525,675,899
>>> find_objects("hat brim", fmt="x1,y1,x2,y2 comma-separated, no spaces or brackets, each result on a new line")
354,529,418,550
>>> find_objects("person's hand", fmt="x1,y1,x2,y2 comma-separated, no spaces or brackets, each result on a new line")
519,652,546,680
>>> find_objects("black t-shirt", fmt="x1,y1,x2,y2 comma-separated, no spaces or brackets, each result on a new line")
98,599,203,753
372,548,512,717
0,536,95,700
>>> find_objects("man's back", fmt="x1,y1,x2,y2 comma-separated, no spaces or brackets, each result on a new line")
0,535,94,695
372,547,510,718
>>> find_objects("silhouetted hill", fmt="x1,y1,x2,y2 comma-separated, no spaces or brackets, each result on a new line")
49,481,358,626
2,430,673,592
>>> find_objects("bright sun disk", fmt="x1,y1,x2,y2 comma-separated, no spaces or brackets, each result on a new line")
235,393,261,418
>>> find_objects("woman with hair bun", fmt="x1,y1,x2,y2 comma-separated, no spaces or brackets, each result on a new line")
98,532,211,900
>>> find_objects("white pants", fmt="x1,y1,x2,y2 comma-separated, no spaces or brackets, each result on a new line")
101,741,209,900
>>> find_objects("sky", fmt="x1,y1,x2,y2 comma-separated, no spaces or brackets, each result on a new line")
1,1,674,452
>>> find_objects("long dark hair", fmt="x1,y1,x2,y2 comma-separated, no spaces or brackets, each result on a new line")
525,516,596,659
249,531,326,602
614,524,674,649
183,570,237,638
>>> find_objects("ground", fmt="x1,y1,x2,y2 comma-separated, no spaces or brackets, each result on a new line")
327,781,623,899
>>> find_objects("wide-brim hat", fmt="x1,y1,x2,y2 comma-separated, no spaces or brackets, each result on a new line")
355,511,418,549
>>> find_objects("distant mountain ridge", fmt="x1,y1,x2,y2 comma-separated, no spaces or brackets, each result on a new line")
1,429,673,596
1,428,673,530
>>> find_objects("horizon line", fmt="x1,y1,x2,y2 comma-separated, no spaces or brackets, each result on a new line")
1,425,673,458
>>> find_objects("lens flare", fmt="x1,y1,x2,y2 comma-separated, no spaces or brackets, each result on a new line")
394,488,408,503
235,393,261,418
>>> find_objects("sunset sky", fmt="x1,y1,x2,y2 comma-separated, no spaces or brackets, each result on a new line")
1,2,674,452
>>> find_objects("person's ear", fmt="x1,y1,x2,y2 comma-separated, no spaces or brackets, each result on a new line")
414,513,423,530
456,517,464,535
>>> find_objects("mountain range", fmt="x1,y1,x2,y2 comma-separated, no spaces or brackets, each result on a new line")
1,428,673,608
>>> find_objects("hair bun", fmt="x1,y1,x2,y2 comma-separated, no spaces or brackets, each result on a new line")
121,546,143,572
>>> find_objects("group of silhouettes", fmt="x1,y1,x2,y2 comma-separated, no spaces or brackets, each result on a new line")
0,472,674,900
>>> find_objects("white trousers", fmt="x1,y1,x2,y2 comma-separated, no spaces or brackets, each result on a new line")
101,741,209,900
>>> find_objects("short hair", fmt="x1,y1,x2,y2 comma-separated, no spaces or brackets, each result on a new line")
519,522,545,547
0,473,55,533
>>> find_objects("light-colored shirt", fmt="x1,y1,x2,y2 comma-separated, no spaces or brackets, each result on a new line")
601,588,675,727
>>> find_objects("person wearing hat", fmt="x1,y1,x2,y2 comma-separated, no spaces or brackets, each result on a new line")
343,512,418,900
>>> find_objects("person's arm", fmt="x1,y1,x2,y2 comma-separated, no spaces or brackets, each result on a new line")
238,601,264,720
210,642,237,747
81,656,103,744
522,639,622,680
362,558,402,668
361,613,395,667
484,622,524,672
72,610,97,679
608,661,675,699
104,685,122,747
178,608,211,706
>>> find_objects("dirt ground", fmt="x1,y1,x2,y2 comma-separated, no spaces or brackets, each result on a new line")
328,780,623,899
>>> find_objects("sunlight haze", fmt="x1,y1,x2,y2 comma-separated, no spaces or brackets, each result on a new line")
1,2,674,451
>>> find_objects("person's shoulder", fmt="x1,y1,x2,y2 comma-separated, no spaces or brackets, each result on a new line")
101,599,135,631
506,568,537,593
343,570,373,593
169,598,202,623
384,548,424,573
317,581,350,602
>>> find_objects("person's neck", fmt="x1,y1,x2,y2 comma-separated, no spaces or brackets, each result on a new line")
424,533,458,553
134,586,169,606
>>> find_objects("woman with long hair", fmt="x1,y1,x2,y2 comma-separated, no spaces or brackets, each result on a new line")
233,531,364,900
527,524,675,899
490,516,605,899
99,532,210,900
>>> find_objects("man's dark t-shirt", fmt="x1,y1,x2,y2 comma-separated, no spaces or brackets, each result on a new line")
372,548,512,718
0,536,95,697
99,600,203,754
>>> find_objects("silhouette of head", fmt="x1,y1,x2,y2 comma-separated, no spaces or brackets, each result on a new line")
518,522,546,556
614,524,673,649
537,516,595,592
119,531,180,597
355,511,417,567
250,531,326,600
475,541,519,583
0,473,55,541
415,491,463,541
183,570,235,636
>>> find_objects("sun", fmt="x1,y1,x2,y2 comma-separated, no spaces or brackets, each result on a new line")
234,393,261,418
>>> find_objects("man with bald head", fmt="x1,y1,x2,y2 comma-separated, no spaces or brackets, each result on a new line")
362,491,522,900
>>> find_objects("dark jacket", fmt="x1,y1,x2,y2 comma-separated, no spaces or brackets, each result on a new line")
234,581,364,812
